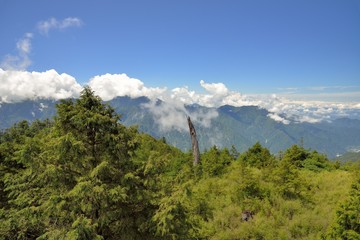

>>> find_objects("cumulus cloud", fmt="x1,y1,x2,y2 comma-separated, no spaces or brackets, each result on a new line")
88,73,166,101
1,33,33,70
37,17,83,35
0,68,82,102
0,63,359,127
107,78,357,128
138,79,262,132
200,80,228,96
169,80,258,108
88,75,220,132
0,18,84,104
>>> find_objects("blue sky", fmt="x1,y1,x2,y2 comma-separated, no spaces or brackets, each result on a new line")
1,0,360,102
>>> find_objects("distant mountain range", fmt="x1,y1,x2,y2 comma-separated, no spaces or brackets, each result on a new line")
333,151,360,163
1,96,360,158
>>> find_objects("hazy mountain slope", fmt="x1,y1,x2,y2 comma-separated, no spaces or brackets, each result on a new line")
109,99,360,158
333,151,360,163
0,100,57,129
1,97,360,158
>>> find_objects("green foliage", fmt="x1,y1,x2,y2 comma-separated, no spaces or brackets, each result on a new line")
0,87,357,239
239,141,274,168
283,144,309,167
201,146,233,177
272,156,309,200
0,88,159,239
283,144,334,172
329,173,360,239
302,151,334,172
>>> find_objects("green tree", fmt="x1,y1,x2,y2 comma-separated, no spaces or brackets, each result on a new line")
283,145,333,171
283,144,309,168
0,87,157,239
239,142,274,168
302,150,333,172
0,120,51,210
201,146,232,177
330,174,360,239
272,156,309,200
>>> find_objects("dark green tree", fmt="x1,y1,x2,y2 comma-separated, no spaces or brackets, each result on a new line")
302,150,333,172
0,87,158,239
283,144,309,168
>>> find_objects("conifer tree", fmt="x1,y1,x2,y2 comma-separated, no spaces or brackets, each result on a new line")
239,141,273,168
330,175,360,239
0,87,156,239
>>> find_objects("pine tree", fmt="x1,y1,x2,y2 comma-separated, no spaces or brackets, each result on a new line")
0,87,157,239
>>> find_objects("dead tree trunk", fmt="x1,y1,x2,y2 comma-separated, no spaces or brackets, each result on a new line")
187,116,200,166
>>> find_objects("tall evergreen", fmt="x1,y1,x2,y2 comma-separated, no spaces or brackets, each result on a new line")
0,87,154,239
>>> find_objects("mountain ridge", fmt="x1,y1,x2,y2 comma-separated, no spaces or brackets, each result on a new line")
1,96,360,158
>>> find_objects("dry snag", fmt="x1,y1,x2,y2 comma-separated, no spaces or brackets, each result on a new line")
187,116,200,166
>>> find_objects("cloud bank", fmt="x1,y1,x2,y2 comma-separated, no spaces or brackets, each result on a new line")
87,74,220,131
142,93,219,132
0,68,82,102
0,68,359,129
86,74,360,126
85,73,360,128
88,73,166,101
0,68,360,127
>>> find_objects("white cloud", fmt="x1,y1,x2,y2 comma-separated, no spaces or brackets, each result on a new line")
135,79,360,127
280,91,360,103
1,17,83,71
164,81,360,124
16,33,33,54
0,68,82,102
60,17,83,29
88,73,166,101
143,100,189,132
139,79,266,132
169,80,258,108
267,113,290,124
256,95,360,123
37,17,83,35
1,33,33,70
87,75,219,132
170,86,197,104
0,65,359,127
200,80,228,96
142,97,219,132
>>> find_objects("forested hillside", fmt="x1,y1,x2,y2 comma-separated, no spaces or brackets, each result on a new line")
1,88,359,239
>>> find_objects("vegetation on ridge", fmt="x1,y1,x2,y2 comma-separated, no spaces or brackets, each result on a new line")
0,87,359,239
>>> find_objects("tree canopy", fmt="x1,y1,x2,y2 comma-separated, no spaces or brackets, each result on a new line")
0,87,359,239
